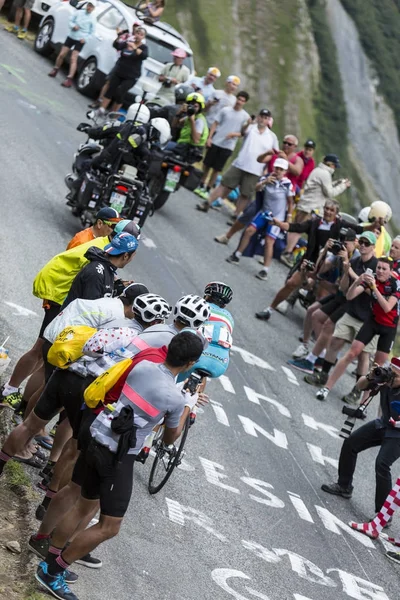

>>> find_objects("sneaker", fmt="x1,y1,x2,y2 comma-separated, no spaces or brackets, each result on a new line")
193,186,204,196
255,308,271,321
214,234,229,244
316,387,330,401
35,503,47,521
304,371,328,386
314,357,324,370
17,28,27,39
292,343,308,359
275,300,289,315
210,198,223,210
342,386,361,406
195,202,209,212
226,219,235,227
386,551,400,565
280,252,294,268
35,562,78,599
5,24,19,33
28,534,49,559
48,68,58,78
226,253,239,265
64,569,78,584
0,387,23,408
75,553,102,569
61,78,73,88
198,188,210,200
287,358,314,375
321,482,353,499
255,270,268,281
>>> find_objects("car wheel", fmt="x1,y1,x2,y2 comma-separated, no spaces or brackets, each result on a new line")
34,19,54,57
77,58,103,99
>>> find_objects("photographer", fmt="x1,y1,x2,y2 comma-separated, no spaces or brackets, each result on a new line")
166,92,209,152
321,357,400,516
156,48,190,104
255,200,369,322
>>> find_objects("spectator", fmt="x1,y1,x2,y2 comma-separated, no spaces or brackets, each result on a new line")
166,92,209,151
66,207,122,250
4,0,36,40
98,26,148,115
196,109,279,215
194,91,250,200
205,75,241,127
390,236,400,276
297,139,316,190
258,134,304,191
225,158,294,281
47,1,96,87
280,154,351,267
156,48,190,104
138,0,165,23
149,83,192,139
187,67,221,102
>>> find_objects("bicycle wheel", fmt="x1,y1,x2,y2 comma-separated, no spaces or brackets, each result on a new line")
148,415,190,494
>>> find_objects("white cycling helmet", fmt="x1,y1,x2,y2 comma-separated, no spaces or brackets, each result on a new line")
368,200,392,223
126,103,151,124
358,207,371,223
133,293,171,323
174,294,211,328
149,117,171,146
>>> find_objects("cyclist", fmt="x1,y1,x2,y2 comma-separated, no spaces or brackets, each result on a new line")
66,207,122,250
35,332,204,600
166,92,209,153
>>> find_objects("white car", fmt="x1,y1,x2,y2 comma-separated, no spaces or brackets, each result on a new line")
34,0,194,101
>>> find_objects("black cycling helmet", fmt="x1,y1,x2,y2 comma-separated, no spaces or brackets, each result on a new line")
204,281,233,306
175,84,192,103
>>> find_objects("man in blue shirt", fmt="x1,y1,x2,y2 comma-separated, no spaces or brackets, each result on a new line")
48,1,96,88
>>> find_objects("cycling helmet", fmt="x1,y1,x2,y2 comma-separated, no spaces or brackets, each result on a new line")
113,219,141,240
358,207,371,223
126,103,151,124
175,84,192,103
149,117,171,146
204,281,233,305
174,294,210,328
368,200,392,223
186,92,206,111
133,293,171,323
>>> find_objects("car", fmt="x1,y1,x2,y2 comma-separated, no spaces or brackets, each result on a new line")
34,0,194,100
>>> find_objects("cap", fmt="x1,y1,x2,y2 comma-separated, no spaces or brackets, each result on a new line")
226,75,240,85
113,219,141,240
359,231,377,245
172,48,187,58
259,108,272,117
274,158,289,170
207,67,221,78
95,207,122,223
344,228,357,241
391,357,400,370
324,153,341,168
304,138,316,148
120,282,149,303
104,232,138,255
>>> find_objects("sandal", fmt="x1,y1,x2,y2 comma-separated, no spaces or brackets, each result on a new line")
15,454,46,469
34,435,53,450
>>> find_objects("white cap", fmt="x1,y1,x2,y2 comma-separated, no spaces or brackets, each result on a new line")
274,158,289,170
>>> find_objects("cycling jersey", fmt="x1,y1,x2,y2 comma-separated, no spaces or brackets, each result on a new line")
208,303,234,334
125,323,180,356
371,278,400,327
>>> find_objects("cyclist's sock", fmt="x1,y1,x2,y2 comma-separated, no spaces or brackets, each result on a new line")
319,349,326,359
234,251,242,258
48,553,71,576
0,450,12,475
42,488,57,509
321,359,335,374
306,353,318,364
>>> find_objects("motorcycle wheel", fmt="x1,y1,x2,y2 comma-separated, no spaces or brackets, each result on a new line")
149,177,170,211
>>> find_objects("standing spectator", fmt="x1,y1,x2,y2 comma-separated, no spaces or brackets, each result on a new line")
196,109,279,215
47,1,96,87
297,139,316,190
194,91,250,200
66,207,122,250
259,134,304,191
138,0,165,23
156,48,190,104
4,0,35,40
280,154,351,267
205,75,241,127
98,26,148,114
187,67,221,102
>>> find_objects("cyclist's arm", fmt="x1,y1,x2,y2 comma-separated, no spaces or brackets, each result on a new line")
163,407,190,443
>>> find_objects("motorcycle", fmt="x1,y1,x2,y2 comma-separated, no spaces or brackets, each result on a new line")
147,145,203,210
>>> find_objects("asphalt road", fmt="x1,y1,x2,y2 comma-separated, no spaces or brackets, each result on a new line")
1,29,399,600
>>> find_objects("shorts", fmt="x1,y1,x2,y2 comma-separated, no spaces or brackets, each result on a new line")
356,319,397,354
38,302,61,339
64,36,85,53
106,72,137,104
203,145,232,172
333,312,378,354
34,370,95,437
221,165,259,200
41,339,55,383
250,211,281,239
14,0,34,8
293,209,310,223
320,294,347,324
80,440,135,518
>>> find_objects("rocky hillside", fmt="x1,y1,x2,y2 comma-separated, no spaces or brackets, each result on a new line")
164,0,400,221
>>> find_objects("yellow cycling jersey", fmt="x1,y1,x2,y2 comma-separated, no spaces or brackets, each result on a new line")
33,236,109,305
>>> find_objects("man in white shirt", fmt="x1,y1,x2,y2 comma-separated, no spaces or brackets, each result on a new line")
194,91,250,200
187,67,221,102
205,75,241,127
196,108,279,216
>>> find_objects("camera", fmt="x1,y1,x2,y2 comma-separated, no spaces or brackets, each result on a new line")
331,227,350,256
186,105,196,116
303,260,315,272
164,78,172,88
367,366,395,386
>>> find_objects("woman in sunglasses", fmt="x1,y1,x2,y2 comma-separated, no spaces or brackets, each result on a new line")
263,134,304,193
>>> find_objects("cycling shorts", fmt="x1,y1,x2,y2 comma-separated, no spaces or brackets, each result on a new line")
39,301,61,339
356,318,396,354
320,294,347,324
250,211,281,240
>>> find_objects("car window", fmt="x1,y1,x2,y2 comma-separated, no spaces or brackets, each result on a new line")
146,36,193,70
97,6,127,30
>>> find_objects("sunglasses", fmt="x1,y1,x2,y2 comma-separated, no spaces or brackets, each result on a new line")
283,141,295,146
102,220,117,227
359,239,372,247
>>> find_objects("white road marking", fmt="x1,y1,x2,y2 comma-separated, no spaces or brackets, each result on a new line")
273,549,336,587
244,386,291,418
281,366,299,386
165,498,227,542
211,569,270,600
287,492,314,523
238,415,288,449
3,301,39,317
306,443,338,469
241,477,285,508
326,568,390,600
231,345,275,371
302,414,339,439
219,375,236,394
315,506,374,548
210,399,230,426
199,457,240,493
141,236,157,248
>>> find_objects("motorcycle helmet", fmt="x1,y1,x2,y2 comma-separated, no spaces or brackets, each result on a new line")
368,200,392,223
204,282,233,306
149,117,171,146
174,294,210,328
358,207,371,223
133,293,171,323
175,84,192,103
126,103,151,124
186,92,206,111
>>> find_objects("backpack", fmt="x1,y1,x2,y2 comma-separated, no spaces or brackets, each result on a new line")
47,325,97,368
